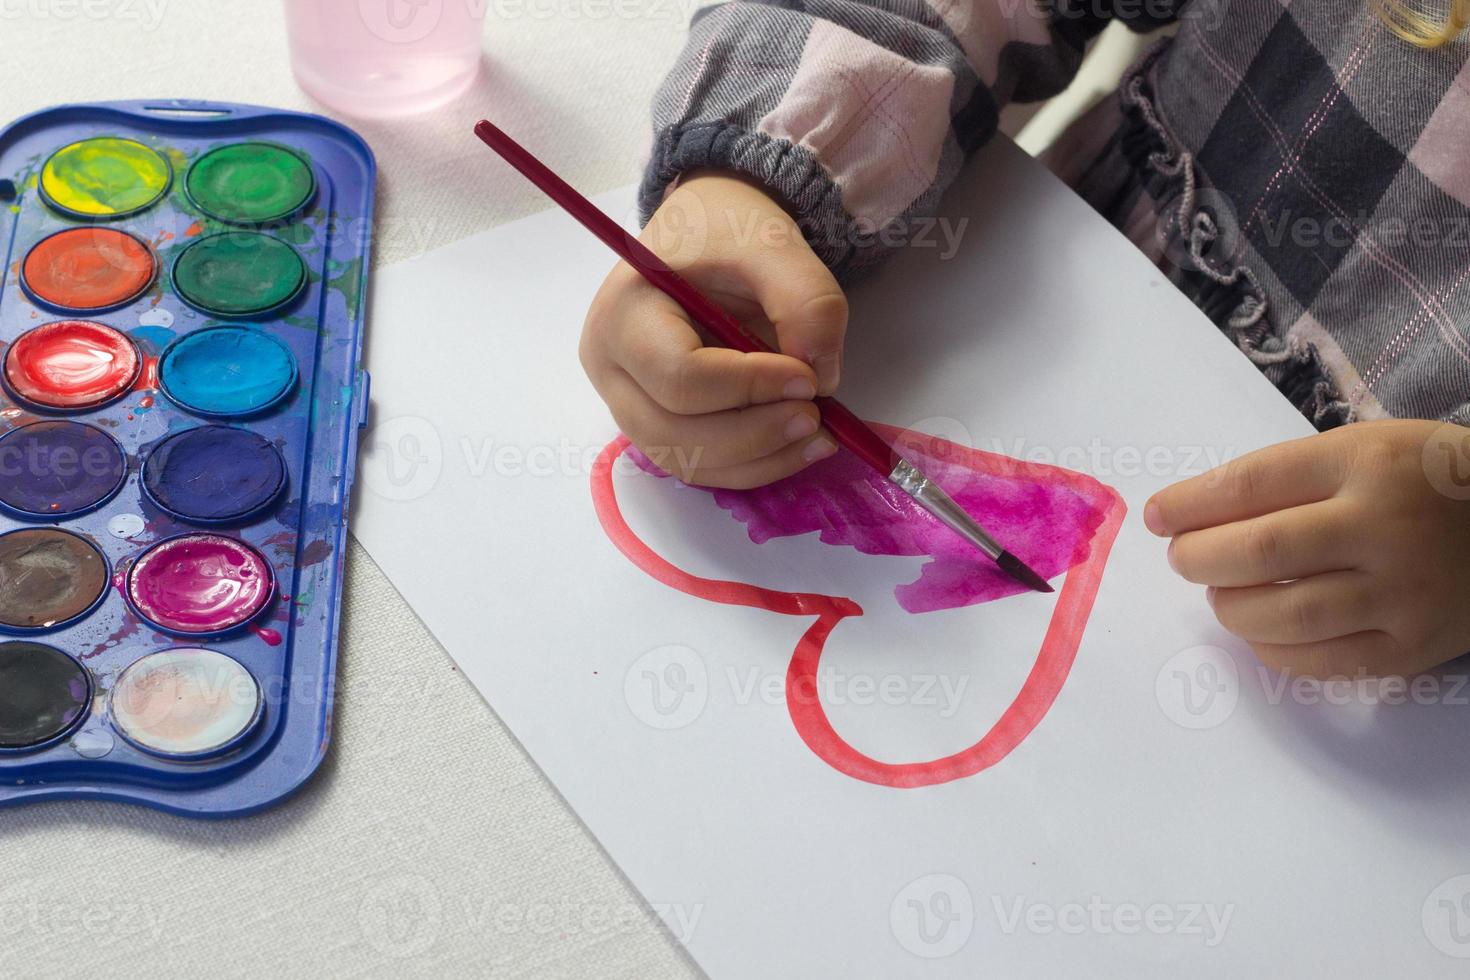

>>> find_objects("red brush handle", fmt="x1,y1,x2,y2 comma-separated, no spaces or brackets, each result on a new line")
473,120,899,477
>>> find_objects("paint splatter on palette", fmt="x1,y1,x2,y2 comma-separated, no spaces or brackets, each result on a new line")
0,101,374,816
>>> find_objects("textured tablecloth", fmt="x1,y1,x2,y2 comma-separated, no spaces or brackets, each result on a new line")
2,4,700,977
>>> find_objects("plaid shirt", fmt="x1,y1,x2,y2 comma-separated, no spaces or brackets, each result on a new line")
640,0,1470,428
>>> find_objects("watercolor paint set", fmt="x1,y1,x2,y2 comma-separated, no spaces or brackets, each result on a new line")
0,101,374,816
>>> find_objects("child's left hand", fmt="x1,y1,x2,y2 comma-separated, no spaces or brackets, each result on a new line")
1144,419,1470,678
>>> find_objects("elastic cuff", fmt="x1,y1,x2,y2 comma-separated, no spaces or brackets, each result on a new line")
639,120,865,280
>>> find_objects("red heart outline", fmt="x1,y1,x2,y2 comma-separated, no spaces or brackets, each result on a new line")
591,429,1126,788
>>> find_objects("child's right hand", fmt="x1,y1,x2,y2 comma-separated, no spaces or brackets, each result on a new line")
580,170,848,489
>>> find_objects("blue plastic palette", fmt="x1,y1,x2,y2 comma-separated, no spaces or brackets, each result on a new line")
0,100,374,816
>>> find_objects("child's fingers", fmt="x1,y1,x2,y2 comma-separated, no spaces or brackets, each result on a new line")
1167,499,1358,587
1205,570,1380,645
748,256,848,395
1144,432,1349,536
1248,630,1402,679
682,432,840,490
605,297,819,414
602,369,823,475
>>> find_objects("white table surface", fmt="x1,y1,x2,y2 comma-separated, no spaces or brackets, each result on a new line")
3,4,701,977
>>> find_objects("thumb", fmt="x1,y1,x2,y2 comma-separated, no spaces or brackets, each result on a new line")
750,245,848,396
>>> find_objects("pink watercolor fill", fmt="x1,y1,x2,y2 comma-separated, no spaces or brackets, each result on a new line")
631,426,1112,612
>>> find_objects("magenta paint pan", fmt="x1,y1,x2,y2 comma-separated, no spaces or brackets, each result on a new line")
125,533,275,637
141,425,288,525
0,528,110,634
0,421,129,521
0,641,92,752
109,648,263,760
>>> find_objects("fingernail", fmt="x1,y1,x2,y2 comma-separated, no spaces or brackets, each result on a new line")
1143,501,1164,535
785,413,818,442
803,437,837,463
1166,540,1179,573
812,352,841,393
783,377,816,401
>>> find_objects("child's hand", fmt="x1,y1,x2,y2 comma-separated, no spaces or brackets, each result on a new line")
580,170,847,489
1145,419,1470,678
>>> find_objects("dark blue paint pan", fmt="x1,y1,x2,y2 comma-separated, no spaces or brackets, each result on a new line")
141,425,288,525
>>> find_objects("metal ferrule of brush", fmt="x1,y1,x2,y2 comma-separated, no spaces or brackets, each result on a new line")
888,458,1004,561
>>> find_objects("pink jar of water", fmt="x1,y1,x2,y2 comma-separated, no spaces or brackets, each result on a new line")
285,0,485,118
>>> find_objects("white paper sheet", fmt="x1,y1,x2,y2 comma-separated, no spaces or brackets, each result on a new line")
354,138,1470,977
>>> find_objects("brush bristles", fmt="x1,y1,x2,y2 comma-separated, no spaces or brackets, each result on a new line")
996,551,1054,593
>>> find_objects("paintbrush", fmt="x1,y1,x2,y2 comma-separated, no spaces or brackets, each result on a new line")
473,119,1054,594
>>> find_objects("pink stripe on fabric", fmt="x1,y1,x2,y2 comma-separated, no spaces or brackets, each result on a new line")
757,19,955,229
1359,257,1470,395
1233,18,1378,264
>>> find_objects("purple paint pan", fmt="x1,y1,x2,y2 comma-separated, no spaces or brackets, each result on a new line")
0,421,128,520
141,425,288,525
